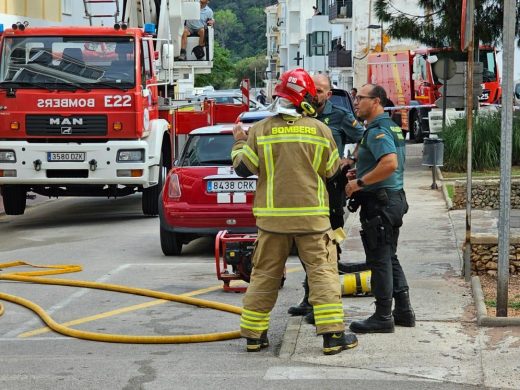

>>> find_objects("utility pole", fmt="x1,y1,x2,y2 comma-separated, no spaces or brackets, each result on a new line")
496,0,516,317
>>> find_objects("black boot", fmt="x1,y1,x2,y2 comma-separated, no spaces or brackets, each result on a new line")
246,331,269,352
322,332,358,355
349,299,395,334
393,290,416,327
303,311,315,324
288,280,312,316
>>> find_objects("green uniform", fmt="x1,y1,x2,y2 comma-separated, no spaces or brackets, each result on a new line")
316,100,364,156
357,113,406,192
355,112,409,302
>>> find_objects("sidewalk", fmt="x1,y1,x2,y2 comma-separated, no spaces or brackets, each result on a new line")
282,144,520,389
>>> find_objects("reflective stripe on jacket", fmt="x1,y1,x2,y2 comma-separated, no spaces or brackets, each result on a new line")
231,115,340,233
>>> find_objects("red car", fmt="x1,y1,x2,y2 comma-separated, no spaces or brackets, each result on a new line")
160,124,257,255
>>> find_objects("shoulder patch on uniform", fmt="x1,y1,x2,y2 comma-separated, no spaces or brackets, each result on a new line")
375,133,386,139
324,118,330,125
352,120,358,127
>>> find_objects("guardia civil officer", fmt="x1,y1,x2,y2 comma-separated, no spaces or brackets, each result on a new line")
345,84,415,333
231,68,358,355
288,74,364,318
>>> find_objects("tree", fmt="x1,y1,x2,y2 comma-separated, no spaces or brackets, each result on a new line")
234,55,268,89
374,0,520,49
195,42,236,89
214,9,243,50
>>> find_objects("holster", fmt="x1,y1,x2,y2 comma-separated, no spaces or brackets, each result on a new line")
359,215,393,261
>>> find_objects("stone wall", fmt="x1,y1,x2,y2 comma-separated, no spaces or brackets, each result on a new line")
452,179,520,209
471,234,520,275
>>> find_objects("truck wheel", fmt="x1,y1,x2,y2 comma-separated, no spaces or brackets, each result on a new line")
160,226,182,256
1,185,27,215
411,111,425,143
142,155,166,216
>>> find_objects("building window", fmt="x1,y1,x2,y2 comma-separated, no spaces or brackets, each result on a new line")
62,0,72,15
306,33,312,57
310,31,330,56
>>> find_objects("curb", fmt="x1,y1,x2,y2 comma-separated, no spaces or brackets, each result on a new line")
279,316,302,359
436,167,454,210
471,275,520,326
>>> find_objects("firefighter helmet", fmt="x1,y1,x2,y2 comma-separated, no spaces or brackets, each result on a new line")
273,68,317,116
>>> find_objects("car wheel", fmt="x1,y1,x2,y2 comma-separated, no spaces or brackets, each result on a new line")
142,154,166,216
160,226,183,256
1,185,27,215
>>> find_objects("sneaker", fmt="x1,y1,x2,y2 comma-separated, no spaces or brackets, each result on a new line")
175,52,186,61
246,331,269,352
322,332,358,355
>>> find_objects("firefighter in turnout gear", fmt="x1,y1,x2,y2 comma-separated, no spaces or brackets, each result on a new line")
288,73,365,320
231,68,358,355
345,84,415,333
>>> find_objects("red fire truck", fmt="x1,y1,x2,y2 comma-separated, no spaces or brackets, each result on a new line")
367,46,501,142
0,1,236,216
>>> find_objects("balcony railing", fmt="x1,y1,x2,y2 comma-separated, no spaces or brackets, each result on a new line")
328,49,352,68
328,0,353,20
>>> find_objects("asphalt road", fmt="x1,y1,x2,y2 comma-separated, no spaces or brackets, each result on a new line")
0,194,484,389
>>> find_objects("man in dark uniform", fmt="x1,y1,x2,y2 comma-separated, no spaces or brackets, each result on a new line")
288,74,364,318
345,84,415,333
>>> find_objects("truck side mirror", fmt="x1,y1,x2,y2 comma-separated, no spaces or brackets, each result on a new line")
161,44,174,70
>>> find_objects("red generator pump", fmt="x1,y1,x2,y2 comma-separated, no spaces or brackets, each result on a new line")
215,230,286,292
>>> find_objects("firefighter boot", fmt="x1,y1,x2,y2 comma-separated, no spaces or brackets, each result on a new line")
393,290,416,327
304,311,315,324
349,299,395,334
287,279,312,316
246,331,269,352
322,332,358,355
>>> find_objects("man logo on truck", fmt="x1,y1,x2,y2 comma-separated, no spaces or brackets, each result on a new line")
50,118,84,126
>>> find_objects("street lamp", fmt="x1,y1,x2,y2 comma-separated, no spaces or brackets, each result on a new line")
368,24,384,52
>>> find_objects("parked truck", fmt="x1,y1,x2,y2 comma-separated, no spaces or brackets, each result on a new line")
367,46,501,142
0,0,224,216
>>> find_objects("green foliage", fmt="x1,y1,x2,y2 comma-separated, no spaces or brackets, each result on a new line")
440,112,520,172
446,184,454,200
214,9,242,50
234,55,269,89
374,0,520,49
212,1,272,59
485,299,520,309
195,42,236,89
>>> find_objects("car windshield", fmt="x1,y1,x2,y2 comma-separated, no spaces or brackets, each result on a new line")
180,134,235,166
0,36,135,90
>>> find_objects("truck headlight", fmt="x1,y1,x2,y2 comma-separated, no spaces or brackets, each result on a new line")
117,149,144,162
0,150,16,163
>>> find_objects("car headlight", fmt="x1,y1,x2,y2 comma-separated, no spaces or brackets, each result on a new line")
117,149,144,162
0,150,16,163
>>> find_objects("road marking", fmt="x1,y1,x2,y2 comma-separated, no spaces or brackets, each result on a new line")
4,264,131,338
264,366,434,381
19,284,224,338
15,265,303,339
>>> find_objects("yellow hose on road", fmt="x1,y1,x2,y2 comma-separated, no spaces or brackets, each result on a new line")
0,261,242,343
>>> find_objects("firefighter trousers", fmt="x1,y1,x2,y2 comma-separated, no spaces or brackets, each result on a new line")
240,229,345,339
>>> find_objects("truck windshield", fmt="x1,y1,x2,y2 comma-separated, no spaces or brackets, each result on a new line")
479,50,497,83
0,36,135,89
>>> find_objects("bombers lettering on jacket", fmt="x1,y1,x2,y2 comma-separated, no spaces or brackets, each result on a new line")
231,115,340,234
